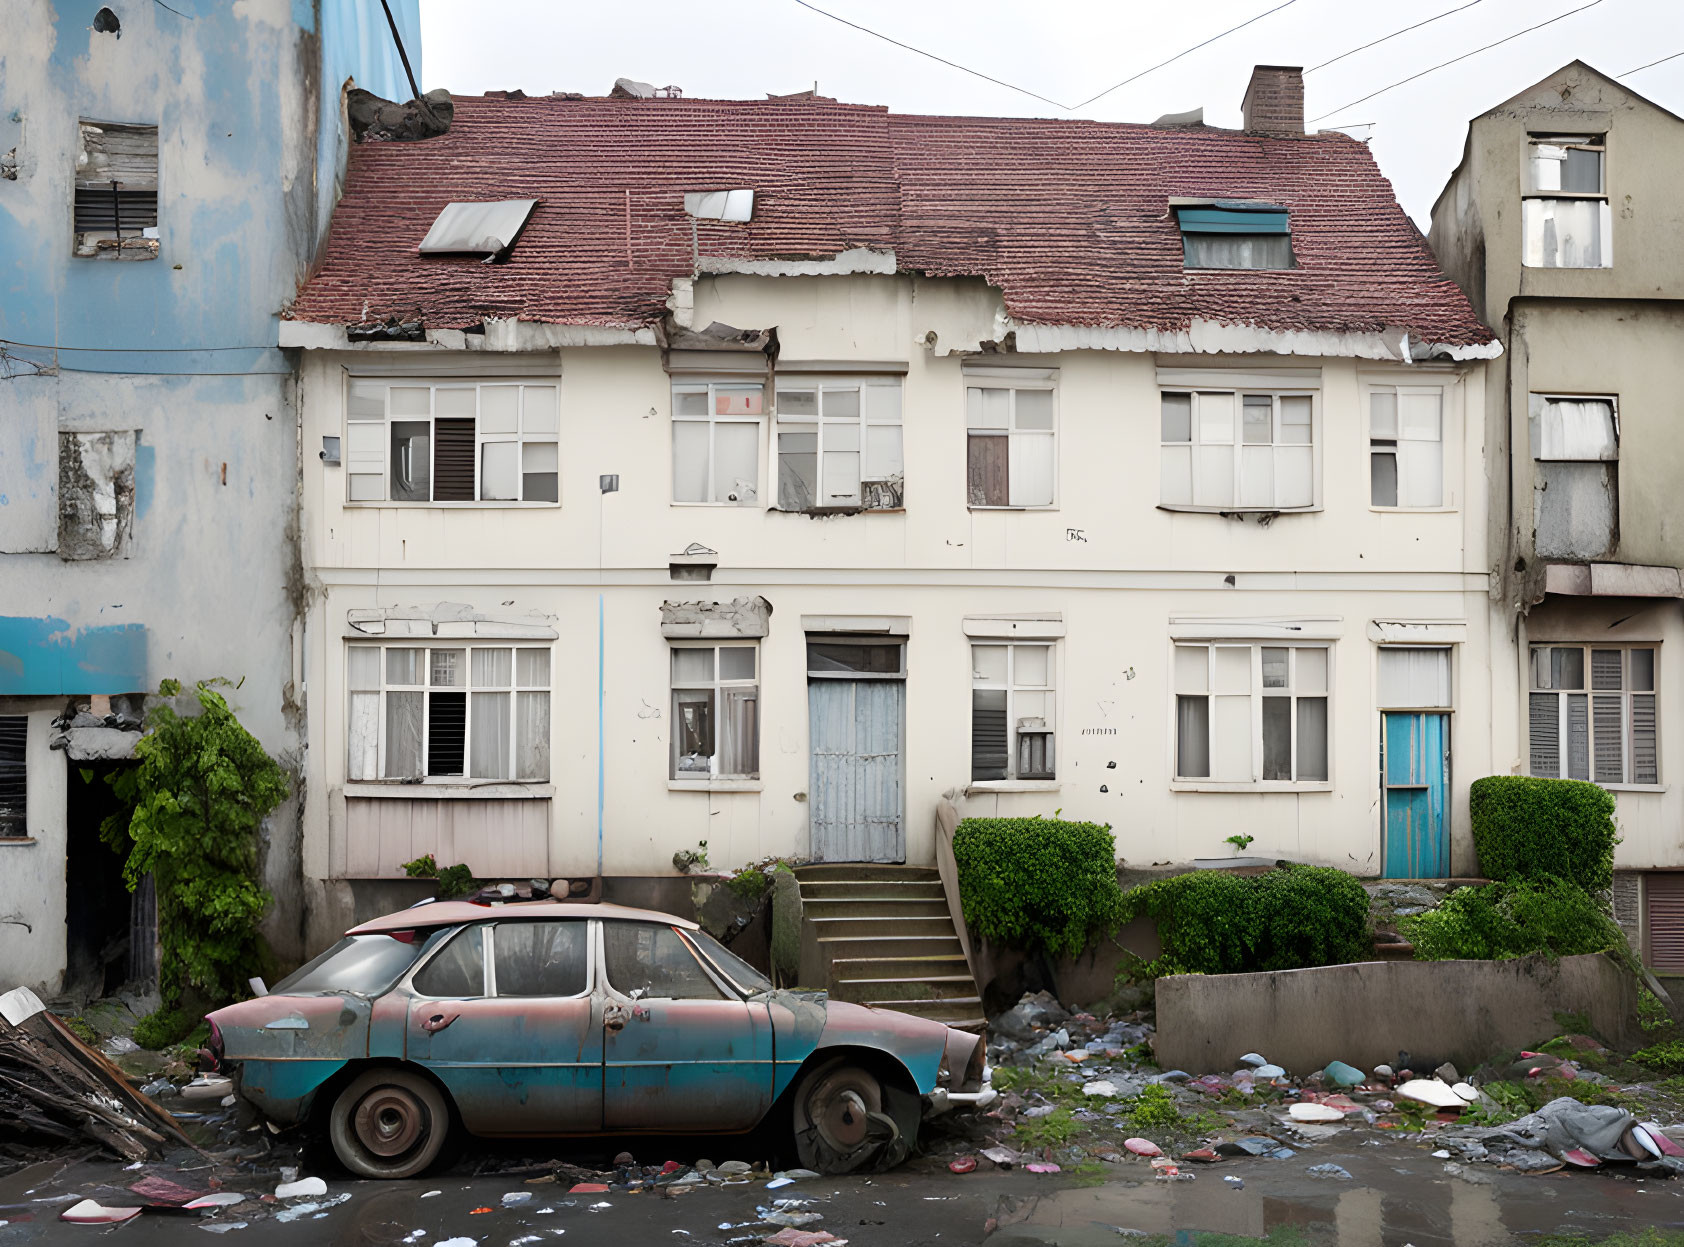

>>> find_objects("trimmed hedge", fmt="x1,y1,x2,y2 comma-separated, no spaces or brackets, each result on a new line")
1120,864,1372,976
1401,876,1627,961
952,816,1124,958
1470,775,1617,892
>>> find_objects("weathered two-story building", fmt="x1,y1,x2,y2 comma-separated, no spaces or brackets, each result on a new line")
281,66,1502,958
0,0,418,996
1431,61,1684,970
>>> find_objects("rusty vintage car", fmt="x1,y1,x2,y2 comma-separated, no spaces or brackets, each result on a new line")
205,899,994,1178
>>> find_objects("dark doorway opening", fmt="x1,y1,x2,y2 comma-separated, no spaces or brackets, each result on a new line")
64,761,146,999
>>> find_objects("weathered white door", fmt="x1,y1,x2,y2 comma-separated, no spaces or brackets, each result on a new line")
808,677,904,862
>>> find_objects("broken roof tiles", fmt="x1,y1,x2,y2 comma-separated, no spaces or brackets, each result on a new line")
288,95,1494,352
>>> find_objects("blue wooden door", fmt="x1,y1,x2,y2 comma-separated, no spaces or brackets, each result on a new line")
809,679,904,862
1382,712,1449,879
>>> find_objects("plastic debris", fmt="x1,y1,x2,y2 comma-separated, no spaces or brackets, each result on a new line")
421,1190,442,1198
1323,1061,1365,1087
503,1191,534,1205
718,1161,753,1176
1307,1164,1353,1179
276,1194,352,1223
1083,1080,1119,1098
1238,1053,1267,1068
130,1175,209,1205
1396,1079,1466,1110
274,1177,328,1200
181,1074,234,1102
948,1157,976,1174
1431,1149,1451,1159
186,1193,246,1210
101,1035,141,1056
762,1230,841,1247
1288,1102,1344,1123
766,1176,796,1189
1452,1082,1480,1103
1224,1176,1244,1189
1025,1162,1061,1174
199,1222,249,1234
980,1146,1021,1168
1181,1148,1218,1163
436,1239,478,1247
1124,1138,1162,1157
61,1199,142,1224
1254,1064,1286,1080
568,1184,610,1194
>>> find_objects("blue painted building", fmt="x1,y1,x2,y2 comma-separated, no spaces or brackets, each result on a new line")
0,0,419,996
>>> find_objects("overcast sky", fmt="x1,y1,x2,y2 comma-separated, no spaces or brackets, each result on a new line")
419,0,1683,226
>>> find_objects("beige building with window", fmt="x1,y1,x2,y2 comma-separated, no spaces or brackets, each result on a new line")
285,67,1503,952
1430,61,1684,970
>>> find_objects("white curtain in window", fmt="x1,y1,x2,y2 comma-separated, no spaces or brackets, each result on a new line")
672,420,709,502
1378,648,1450,708
472,647,512,688
348,692,379,780
722,687,759,776
385,690,423,777
1535,398,1616,460
1523,198,1609,268
470,691,510,778
516,648,549,687
1176,696,1209,777
516,691,550,781
712,422,758,504
1009,433,1054,506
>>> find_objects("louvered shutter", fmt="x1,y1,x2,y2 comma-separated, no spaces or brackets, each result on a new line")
1529,693,1560,776
432,418,476,501
1647,874,1684,974
0,717,25,838
971,689,1008,781
1566,694,1590,780
1633,695,1658,785
1593,695,1624,784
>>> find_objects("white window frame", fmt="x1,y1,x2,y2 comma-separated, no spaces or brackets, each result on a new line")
964,368,1058,509
773,377,903,512
1366,384,1447,510
347,643,552,784
1527,643,1659,788
1159,388,1318,512
1171,641,1333,790
670,378,766,506
1523,134,1611,269
969,641,1059,788
344,377,560,506
669,641,760,782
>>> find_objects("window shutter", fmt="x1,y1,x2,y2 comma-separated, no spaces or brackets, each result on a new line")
1528,693,1560,776
0,717,26,838
1647,874,1684,974
967,434,1008,507
1592,694,1624,784
1633,694,1658,785
427,692,467,775
971,689,1008,781
1566,693,1590,780
432,418,477,501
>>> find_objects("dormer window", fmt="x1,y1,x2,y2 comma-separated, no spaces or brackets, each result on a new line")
1174,200,1293,270
1524,135,1609,268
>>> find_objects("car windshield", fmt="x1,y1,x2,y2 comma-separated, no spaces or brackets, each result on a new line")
272,931,439,996
688,928,773,994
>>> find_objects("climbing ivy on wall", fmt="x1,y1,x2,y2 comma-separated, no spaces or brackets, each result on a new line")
103,679,287,1005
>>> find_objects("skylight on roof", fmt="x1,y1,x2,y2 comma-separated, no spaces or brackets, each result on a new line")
684,190,754,222
418,199,538,259
1174,202,1293,270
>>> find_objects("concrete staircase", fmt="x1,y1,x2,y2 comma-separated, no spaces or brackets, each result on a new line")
793,863,985,1032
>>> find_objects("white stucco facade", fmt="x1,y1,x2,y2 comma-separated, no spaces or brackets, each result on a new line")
292,272,1506,946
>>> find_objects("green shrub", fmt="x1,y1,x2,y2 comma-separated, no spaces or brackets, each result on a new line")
953,816,1124,958
134,1007,197,1050
1631,1039,1684,1075
1469,775,1617,892
1640,987,1674,1034
400,854,478,899
1120,864,1372,976
1401,877,1626,961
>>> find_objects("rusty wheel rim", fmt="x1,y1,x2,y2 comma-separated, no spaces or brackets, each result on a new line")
353,1085,427,1158
808,1073,877,1153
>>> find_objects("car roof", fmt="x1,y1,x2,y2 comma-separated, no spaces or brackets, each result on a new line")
346,899,701,936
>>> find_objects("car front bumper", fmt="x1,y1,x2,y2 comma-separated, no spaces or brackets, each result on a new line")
923,1064,998,1116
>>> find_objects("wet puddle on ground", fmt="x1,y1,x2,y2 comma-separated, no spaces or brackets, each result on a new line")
985,1148,1684,1245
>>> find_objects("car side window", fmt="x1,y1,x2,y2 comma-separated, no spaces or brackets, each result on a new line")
602,922,726,1001
494,921,588,997
412,924,485,998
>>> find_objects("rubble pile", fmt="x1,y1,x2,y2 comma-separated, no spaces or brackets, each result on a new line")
0,988,193,1163
936,989,1684,1184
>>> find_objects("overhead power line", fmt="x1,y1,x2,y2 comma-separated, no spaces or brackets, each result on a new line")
1309,0,1606,124
1068,0,1299,110
789,0,1069,111
1623,50,1684,76
1304,0,1486,74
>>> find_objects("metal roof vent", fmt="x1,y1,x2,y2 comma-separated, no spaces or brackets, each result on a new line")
684,190,754,223
418,199,538,260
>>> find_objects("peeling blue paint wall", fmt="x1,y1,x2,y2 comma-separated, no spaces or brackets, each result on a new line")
0,0,419,990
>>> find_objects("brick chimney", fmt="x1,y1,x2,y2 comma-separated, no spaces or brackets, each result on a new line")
1242,65,1304,136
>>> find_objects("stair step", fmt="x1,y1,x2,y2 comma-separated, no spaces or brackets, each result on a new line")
829,955,972,983
831,975,980,1003
808,916,959,939
866,997,988,1027
799,880,947,901
802,898,952,920
793,863,940,882
815,935,964,960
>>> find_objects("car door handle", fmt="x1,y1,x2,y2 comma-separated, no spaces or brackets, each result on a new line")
422,1012,458,1034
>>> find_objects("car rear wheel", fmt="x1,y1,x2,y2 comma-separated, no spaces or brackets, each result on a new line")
328,1069,449,1179
790,1058,913,1174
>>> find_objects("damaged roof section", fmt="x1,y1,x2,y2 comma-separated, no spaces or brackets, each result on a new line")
418,198,538,259
289,93,1495,355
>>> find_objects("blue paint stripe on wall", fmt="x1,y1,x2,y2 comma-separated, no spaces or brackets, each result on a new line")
0,616,148,695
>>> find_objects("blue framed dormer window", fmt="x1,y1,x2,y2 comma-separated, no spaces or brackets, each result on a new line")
1174,200,1293,270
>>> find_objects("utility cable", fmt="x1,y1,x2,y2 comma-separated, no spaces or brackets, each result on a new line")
789,0,1069,111
0,337,278,353
1622,50,1684,76
1309,0,1606,124
1304,0,1485,74
1068,0,1299,110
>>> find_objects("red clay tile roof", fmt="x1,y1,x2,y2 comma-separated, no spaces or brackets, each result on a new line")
290,95,1494,348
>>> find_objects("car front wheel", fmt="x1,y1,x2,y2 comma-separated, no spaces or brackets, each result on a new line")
328,1068,449,1179
790,1058,913,1174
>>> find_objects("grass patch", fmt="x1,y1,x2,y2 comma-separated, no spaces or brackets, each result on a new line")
1631,1040,1684,1076
1535,1231,1684,1247
60,1016,99,1046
